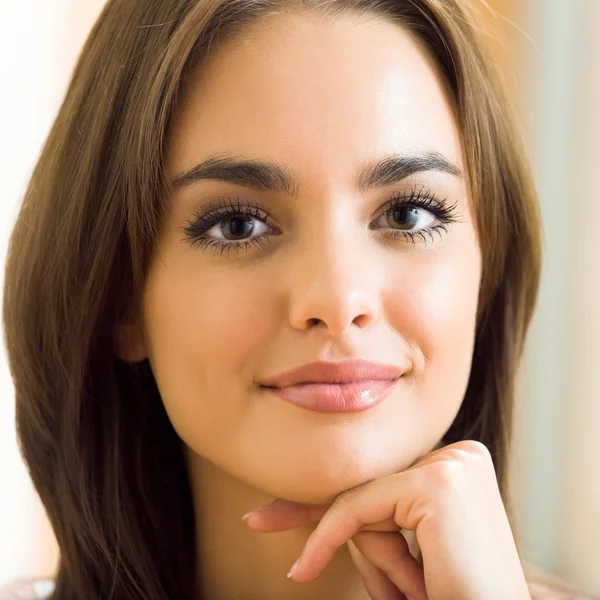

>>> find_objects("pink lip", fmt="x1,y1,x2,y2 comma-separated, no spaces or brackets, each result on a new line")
261,379,399,413
259,358,407,388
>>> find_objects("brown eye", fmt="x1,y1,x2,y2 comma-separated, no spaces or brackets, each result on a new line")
182,187,461,256
387,205,423,230
220,217,257,240
374,204,437,232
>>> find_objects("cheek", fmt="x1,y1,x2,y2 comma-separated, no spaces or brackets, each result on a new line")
384,247,481,396
141,259,272,448
144,262,264,366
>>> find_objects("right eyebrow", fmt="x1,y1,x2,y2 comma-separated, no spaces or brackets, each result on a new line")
168,149,462,196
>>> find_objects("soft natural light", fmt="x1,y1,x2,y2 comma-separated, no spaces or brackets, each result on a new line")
0,0,598,595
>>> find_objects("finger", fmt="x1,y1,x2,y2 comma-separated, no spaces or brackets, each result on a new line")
245,499,401,534
286,470,425,583
351,531,428,600
244,499,331,532
347,539,408,600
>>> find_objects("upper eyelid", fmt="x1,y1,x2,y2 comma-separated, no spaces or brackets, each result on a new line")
189,184,453,220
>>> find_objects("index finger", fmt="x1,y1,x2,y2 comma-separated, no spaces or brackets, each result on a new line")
288,470,425,583
245,498,402,534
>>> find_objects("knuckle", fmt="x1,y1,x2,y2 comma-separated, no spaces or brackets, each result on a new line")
425,442,495,501
459,439,491,459
443,448,469,463
332,490,355,510
431,458,463,487
445,440,492,468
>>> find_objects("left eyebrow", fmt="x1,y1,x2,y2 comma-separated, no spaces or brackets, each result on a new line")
168,150,463,196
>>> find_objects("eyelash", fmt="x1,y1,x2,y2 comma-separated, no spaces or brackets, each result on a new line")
181,184,462,257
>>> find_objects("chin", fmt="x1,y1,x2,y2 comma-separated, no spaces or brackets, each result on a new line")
256,451,411,505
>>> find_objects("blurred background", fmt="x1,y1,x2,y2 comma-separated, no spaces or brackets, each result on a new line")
0,0,598,594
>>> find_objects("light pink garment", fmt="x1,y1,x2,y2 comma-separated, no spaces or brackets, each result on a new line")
0,579,54,600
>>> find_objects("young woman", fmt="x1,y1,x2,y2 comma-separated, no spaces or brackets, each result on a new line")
2,0,597,598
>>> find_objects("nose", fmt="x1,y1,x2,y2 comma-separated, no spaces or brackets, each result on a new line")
286,214,384,337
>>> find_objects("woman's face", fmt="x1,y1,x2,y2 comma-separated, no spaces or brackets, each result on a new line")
123,11,482,503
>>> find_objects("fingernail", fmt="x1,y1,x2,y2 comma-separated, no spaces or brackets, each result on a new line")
242,501,273,521
287,557,300,579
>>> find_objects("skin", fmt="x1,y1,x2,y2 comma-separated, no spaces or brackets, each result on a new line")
114,9,494,600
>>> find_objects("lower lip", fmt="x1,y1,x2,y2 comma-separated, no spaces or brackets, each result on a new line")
260,378,400,413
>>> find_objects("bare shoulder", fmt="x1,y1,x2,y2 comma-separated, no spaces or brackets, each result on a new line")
524,561,600,600
0,579,55,600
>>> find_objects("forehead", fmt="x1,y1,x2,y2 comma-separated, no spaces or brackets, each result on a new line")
167,10,463,184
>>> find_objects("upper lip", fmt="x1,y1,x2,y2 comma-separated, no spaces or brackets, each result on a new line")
259,359,407,388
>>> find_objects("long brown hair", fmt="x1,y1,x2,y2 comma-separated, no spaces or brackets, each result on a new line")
3,0,588,598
